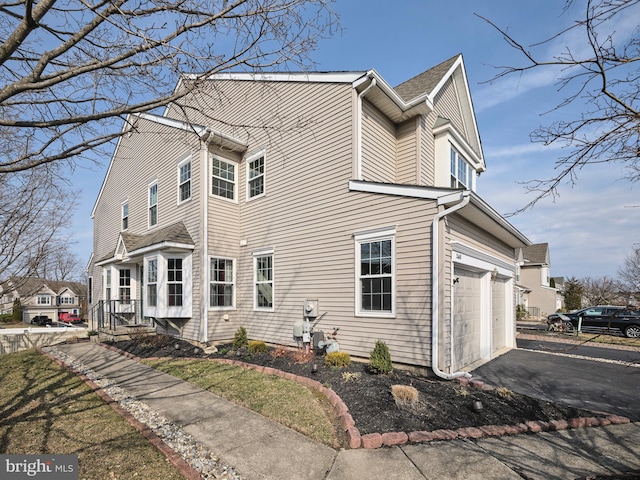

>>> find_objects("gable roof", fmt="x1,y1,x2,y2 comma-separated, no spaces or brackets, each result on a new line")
4,277,86,298
394,55,460,102
96,222,195,264
522,243,550,265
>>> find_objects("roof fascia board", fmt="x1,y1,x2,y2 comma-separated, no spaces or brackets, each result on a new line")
469,192,531,246
349,179,458,201
188,71,365,84
358,69,435,117
128,241,195,257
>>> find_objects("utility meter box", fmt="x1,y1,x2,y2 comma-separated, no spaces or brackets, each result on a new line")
292,321,304,338
303,300,318,318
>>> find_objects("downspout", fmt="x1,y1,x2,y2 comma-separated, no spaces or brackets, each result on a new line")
356,75,376,179
201,129,211,343
431,190,472,380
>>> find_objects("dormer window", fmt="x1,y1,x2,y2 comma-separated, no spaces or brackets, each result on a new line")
450,148,473,189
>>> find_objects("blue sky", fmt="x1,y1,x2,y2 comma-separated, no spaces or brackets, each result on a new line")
70,0,640,280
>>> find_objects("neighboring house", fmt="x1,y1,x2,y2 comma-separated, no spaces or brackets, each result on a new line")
0,277,87,323
518,243,563,319
88,54,531,375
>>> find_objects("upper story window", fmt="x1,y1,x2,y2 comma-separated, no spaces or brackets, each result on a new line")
60,296,74,305
167,258,183,307
247,152,265,200
210,257,235,308
355,228,395,316
178,159,191,203
253,249,273,310
450,148,474,190
37,295,51,305
147,258,158,307
119,269,131,301
148,182,158,227
211,157,236,200
122,202,129,230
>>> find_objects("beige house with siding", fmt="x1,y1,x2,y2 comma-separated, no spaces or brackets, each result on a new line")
88,54,531,375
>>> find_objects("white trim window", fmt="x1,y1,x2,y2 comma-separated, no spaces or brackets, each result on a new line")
105,269,112,301
148,181,158,227
122,202,129,230
37,295,51,306
355,229,395,316
119,269,131,301
211,156,236,200
247,152,265,200
210,257,235,308
178,158,191,203
60,296,74,305
167,258,183,307
147,258,158,307
253,249,273,310
450,147,473,190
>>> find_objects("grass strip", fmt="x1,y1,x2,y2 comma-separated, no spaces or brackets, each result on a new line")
0,349,187,480
143,358,343,448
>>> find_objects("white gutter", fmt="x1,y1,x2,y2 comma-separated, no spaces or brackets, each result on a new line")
356,76,376,179
431,190,472,380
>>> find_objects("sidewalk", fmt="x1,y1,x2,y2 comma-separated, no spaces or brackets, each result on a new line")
53,342,640,480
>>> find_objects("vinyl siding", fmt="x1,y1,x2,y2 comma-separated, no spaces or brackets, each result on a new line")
433,77,466,137
361,100,397,183
419,113,436,185
90,117,203,336
396,118,418,184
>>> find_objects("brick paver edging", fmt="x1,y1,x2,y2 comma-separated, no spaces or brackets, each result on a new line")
37,346,202,480
99,343,632,450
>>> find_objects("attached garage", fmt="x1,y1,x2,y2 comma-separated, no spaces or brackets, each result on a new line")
452,267,482,370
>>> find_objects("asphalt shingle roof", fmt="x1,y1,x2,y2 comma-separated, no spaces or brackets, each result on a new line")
393,54,460,102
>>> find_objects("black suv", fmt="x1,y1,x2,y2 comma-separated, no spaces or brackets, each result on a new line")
563,306,640,338
31,315,52,326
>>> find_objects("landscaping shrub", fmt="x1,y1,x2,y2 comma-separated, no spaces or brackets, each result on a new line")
270,345,289,358
391,384,419,407
233,326,248,349
248,340,268,354
0,313,13,323
368,340,393,374
290,348,313,364
324,351,351,368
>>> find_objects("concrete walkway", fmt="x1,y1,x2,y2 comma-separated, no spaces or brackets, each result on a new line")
54,342,640,480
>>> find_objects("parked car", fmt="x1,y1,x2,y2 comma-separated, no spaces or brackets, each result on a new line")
58,312,83,324
31,315,52,326
548,305,640,338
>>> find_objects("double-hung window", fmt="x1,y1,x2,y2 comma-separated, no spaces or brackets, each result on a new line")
210,257,234,308
247,153,265,200
119,269,131,301
147,259,157,307
167,258,183,307
122,202,128,230
355,229,395,315
211,157,236,200
148,182,158,227
37,295,51,305
105,270,111,301
178,159,191,203
253,249,273,310
450,148,473,190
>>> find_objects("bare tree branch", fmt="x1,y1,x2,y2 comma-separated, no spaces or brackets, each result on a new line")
477,0,640,212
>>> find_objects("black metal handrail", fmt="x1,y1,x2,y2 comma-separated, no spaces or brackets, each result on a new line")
90,300,151,331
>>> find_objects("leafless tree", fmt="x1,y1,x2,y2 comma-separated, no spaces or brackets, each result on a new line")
35,241,84,281
580,275,621,305
478,0,640,212
0,166,77,286
617,245,640,297
0,0,338,174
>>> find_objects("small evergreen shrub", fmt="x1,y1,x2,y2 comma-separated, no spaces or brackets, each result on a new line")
368,340,393,374
0,313,13,323
324,351,351,368
233,326,248,349
248,340,268,354
391,385,419,407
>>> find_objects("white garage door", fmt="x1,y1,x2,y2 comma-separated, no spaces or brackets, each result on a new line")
453,267,482,370
492,278,507,352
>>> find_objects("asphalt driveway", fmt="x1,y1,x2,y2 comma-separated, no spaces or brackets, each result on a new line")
471,349,640,421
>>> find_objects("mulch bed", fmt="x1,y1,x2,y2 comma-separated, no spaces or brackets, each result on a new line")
109,337,609,436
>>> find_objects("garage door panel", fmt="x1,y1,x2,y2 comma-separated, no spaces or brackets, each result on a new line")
492,278,507,351
453,268,481,370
